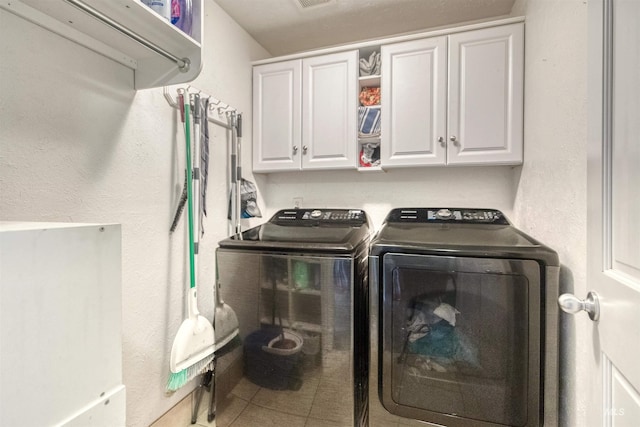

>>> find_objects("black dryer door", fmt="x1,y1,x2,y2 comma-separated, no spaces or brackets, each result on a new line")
379,253,541,427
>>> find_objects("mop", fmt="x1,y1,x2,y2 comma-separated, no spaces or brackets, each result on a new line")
167,92,215,392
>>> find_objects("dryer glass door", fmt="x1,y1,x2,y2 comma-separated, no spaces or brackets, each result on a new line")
379,254,541,426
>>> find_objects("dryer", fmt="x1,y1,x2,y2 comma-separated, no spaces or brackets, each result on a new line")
369,208,559,427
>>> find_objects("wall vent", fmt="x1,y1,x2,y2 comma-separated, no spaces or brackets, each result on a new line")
296,0,333,9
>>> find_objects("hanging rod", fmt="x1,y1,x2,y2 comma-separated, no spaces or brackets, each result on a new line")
163,86,238,129
63,0,190,72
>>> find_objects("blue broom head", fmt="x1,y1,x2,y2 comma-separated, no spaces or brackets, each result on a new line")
166,354,214,392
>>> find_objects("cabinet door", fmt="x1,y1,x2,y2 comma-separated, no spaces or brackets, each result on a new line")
447,23,524,165
381,37,447,167
302,51,358,170
253,60,302,172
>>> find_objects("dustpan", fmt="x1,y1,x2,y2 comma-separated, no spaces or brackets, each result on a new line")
214,255,239,353
215,293,239,352
190,278,240,425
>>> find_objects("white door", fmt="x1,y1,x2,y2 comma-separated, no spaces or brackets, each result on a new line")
447,23,524,166
252,60,302,172
567,0,640,424
380,36,447,167
302,51,358,170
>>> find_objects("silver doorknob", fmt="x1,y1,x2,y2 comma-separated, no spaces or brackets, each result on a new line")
449,135,458,143
558,291,600,321
293,145,298,154
438,136,445,147
303,145,308,154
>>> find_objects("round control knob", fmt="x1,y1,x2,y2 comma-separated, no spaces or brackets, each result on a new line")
436,208,453,220
310,210,323,219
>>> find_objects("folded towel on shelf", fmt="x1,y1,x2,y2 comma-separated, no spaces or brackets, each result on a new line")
359,51,381,77
359,86,380,106
358,106,381,137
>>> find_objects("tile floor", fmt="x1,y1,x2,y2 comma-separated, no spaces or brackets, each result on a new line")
155,349,428,427
190,350,353,427
185,377,427,427
153,342,533,427
153,365,528,427
152,343,436,427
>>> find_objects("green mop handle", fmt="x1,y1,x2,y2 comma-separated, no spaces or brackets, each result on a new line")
184,99,196,290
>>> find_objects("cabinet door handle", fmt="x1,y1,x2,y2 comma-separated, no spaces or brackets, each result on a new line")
438,136,445,147
303,146,308,154
293,146,298,154
449,135,459,145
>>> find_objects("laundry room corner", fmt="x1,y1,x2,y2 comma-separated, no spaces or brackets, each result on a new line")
509,0,589,426
0,1,270,426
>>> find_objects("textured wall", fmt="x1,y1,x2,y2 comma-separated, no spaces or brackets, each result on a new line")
0,2,268,426
260,166,519,227
510,0,588,426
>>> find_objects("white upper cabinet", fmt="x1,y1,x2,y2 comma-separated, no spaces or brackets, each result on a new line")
447,23,524,165
251,18,524,173
381,22,524,167
253,60,302,172
302,51,358,170
381,36,447,167
253,51,358,172
0,0,203,89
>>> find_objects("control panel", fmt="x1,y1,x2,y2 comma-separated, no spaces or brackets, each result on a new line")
386,208,509,224
271,209,367,226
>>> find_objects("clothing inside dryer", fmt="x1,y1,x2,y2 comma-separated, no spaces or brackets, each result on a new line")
385,264,532,426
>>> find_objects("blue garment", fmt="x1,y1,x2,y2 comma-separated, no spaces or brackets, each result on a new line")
358,106,381,136
408,320,480,367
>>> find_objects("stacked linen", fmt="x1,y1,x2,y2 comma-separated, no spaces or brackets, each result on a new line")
359,86,380,106
359,51,381,76
358,106,381,137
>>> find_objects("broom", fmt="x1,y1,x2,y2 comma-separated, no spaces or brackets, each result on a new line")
167,93,215,392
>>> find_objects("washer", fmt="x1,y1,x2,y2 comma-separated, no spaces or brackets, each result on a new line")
217,208,372,426
369,208,559,427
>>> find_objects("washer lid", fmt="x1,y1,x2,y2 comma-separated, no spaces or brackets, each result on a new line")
218,208,370,253
370,208,559,265
384,208,510,224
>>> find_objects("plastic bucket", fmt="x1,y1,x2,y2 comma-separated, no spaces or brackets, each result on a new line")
244,327,303,390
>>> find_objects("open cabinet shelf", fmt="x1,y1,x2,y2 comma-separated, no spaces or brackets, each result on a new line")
357,46,381,171
359,74,381,88
0,0,203,89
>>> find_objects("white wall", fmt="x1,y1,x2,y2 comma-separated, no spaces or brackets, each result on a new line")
511,0,588,425
259,166,519,227
0,2,268,426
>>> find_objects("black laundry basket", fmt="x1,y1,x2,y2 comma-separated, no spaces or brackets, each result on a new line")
244,326,303,390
